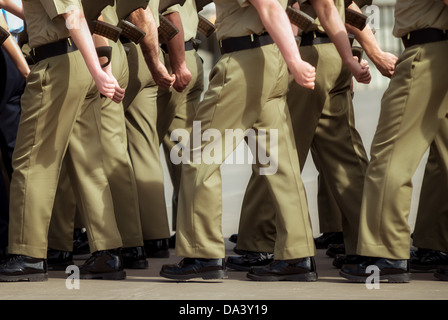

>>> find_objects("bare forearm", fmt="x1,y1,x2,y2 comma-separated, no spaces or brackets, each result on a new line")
0,0,25,20
128,7,160,70
64,10,102,78
346,3,380,60
0,13,28,77
128,6,175,89
63,9,117,98
164,11,186,71
311,0,353,64
250,0,302,68
3,37,30,78
249,0,316,89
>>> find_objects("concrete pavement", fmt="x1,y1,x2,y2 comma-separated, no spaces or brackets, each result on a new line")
0,242,446,301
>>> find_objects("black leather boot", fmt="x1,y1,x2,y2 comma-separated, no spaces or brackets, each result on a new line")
160,258,228,280
340,257,410,283
247,257,317,282
47,248,74,270
226,251,274,271
79,249,126,280
73,228,90,255
0,255,48,282
144,239,170,258
122,246,148,269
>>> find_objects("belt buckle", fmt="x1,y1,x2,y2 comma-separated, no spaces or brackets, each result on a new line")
250,34,254,42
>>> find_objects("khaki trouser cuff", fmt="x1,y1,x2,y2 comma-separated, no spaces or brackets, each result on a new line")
274,245,316,261
235,240,275,254
88,239,123,253
356,242,410,260
9,244,48,259
175,244,225,259
121,236,144,249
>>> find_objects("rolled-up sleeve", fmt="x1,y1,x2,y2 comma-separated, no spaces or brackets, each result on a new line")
163,4,181,15
40,0,82,20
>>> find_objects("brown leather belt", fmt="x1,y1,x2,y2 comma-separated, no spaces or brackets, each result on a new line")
219,32,274,55
300,31,332,46
160,39,195,53
30,38,78,64
401,28,448,49
300,31,355,47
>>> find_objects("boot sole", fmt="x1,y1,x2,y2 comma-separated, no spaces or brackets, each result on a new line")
159,269,228,281
0,273,48,282
339,270,410,283
247,272,318,282
80,271,126,280
410,264,440,273
434,272,448,281
226,261,273,272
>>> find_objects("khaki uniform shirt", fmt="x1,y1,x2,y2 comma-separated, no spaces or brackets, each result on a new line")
101,3,119,25
23,0,82,48
298,0,345,34
163,0,198,41
393,0,448,38
214,0,287,41
149,0,160,27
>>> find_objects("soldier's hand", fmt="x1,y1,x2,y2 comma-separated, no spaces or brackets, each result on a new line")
371,51,397,78
348,58,371,84
444,0,448,5
104,67,126,103
110,77,126,104
291,60,316,90
150,61,176,90
173,64,192,93
93,69,117,100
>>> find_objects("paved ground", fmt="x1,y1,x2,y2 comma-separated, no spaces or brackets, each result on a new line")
0,243,446,301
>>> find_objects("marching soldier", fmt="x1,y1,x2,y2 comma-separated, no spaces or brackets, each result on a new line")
0,0,125,282
119,0,176,258
340,0,448,283
48,0,148,271
228,0,376,272
155,0,205,255
160,0,318,281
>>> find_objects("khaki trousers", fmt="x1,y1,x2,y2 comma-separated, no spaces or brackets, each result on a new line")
48,41,143,251
236,43,368,255
157,48,204,231
8,51,122,258
175,44,315,260
124,43,170,240
357,40,448,260
413,133,448,252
